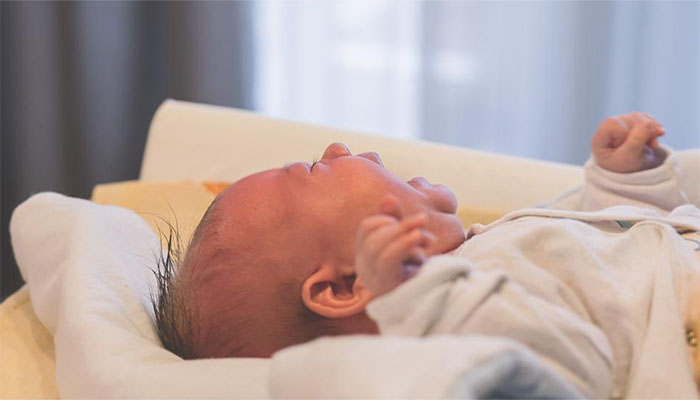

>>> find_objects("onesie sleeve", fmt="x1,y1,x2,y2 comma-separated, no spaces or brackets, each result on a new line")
366,257,613,399
579,145,689,212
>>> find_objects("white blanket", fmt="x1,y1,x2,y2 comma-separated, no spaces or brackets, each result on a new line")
270,335,582,398
11,193,269,398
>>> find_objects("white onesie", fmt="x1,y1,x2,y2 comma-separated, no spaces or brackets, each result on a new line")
367,147,700,399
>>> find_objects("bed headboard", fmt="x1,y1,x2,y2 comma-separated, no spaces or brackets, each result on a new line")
140,99,583,212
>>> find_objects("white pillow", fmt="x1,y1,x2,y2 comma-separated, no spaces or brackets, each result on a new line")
10,192,269,398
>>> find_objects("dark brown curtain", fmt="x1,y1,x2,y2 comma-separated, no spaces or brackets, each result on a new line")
1,1,255,300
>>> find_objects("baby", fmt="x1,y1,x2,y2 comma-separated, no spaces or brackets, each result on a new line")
153,112,699,398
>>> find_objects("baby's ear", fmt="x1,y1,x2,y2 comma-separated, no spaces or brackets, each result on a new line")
301,263,372,318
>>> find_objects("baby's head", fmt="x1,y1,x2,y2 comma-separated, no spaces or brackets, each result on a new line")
153,143,465,359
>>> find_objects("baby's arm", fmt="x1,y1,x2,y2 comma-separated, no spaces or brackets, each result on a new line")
355,197,435,298
580,112,690,212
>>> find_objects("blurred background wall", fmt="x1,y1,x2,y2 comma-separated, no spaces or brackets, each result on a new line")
1,1,255,299
2,0,698,300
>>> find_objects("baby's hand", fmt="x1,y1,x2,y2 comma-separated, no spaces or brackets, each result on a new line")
591,112,667,173
355,197,435,298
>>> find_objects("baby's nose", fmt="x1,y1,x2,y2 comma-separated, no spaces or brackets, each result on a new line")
321,142,352,160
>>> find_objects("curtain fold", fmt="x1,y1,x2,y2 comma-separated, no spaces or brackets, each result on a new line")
254,1,699,162
1,1,255,300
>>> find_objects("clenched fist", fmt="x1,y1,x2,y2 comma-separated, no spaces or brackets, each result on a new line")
591,112,667,173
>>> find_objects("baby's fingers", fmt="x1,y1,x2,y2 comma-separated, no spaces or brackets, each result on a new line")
378,228,432,273
623,121,664,149
359,213,429,257
357,215,400,239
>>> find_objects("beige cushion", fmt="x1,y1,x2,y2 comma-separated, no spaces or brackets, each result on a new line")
141,100,584,213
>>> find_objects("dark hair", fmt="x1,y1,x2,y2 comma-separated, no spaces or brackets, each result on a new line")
150,196,226,359
150,227,200,359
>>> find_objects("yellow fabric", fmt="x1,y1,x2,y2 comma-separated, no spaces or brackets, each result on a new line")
0,286,57,399
456,207,504,228
679,230,700,387
91,180,227,247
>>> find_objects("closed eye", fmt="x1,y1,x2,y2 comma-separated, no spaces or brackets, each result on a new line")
310,156,320,171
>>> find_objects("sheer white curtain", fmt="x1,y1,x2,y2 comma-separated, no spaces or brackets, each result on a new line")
253,1,699,164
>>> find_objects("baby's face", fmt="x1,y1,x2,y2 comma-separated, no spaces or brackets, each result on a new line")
214,143,464,270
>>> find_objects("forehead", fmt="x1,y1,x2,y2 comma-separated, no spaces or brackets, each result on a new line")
206,167,324,264
216,168,288,222
212,166,328,244
226,168,285,198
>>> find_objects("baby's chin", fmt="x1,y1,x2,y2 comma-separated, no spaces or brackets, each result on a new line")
424,212,466,256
